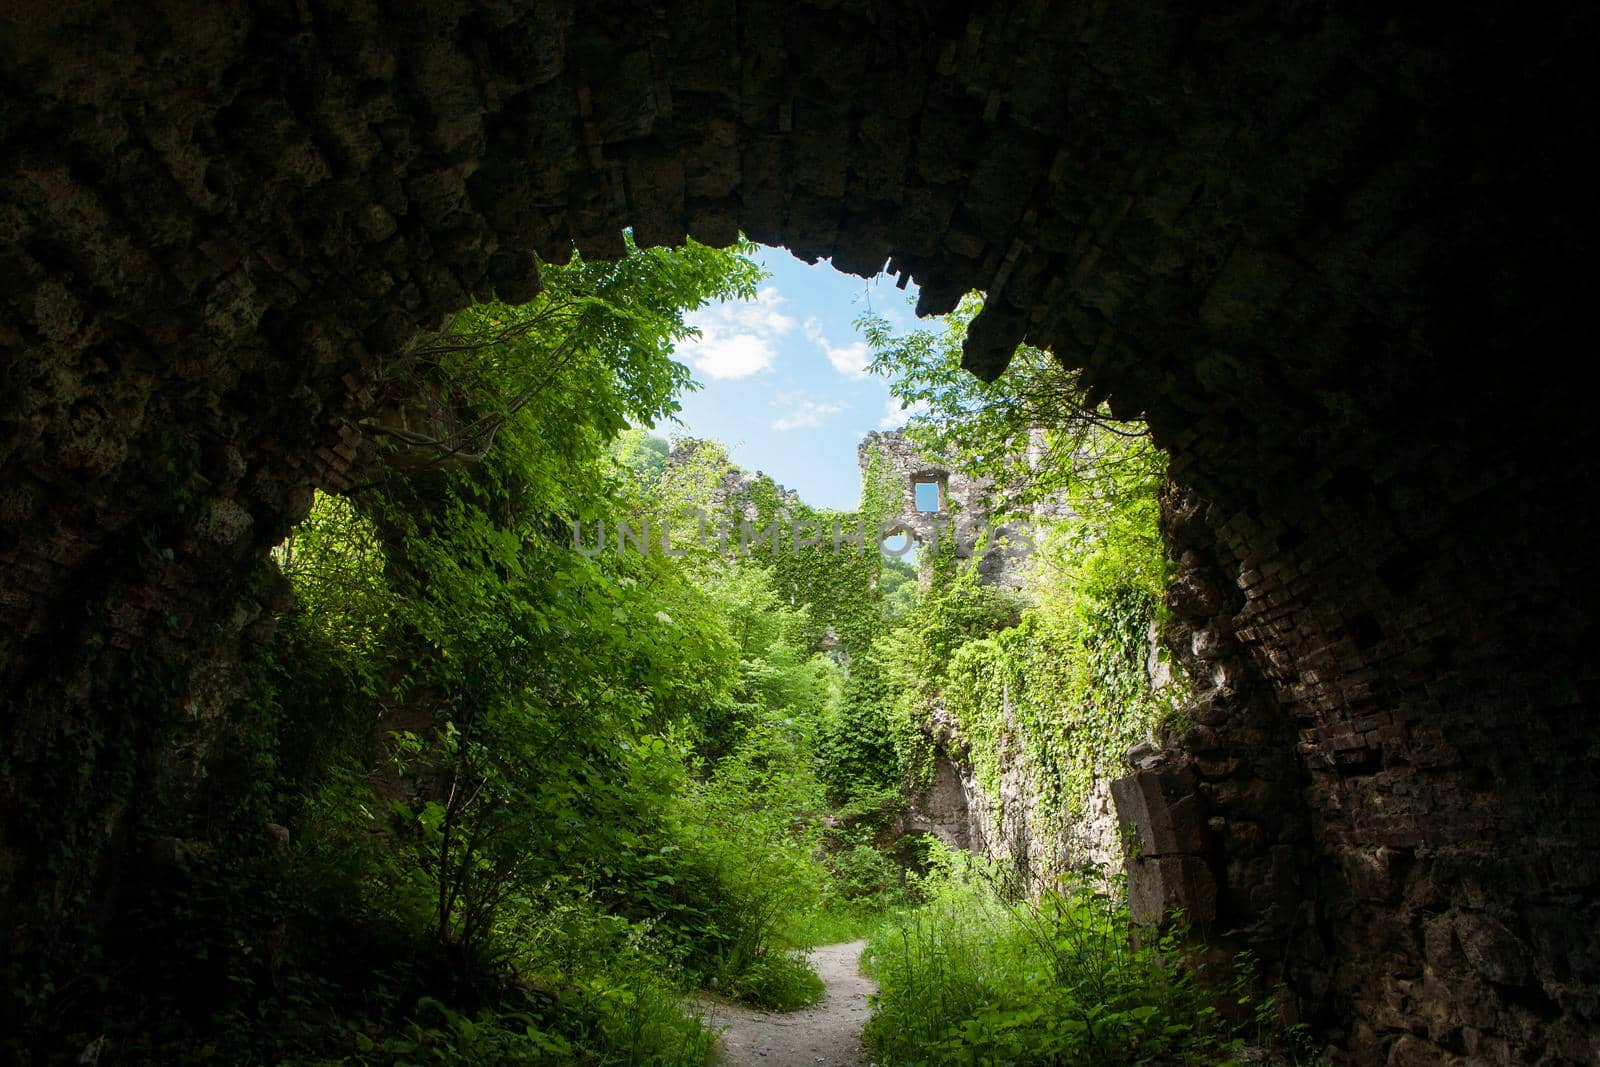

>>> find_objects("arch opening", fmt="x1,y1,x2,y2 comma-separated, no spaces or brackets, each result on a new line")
2,4,1596,1062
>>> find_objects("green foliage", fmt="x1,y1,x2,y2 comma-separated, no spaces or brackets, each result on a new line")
780,826,908,953
613,428,671,489
864,848,1265,1066
783,906,887,950
861,293,1158,520
723,950,826,1011
852,290,1180,867
335,233,841,1030
815,652,901,805
928,429,1175,860
489,893,720,1065
654,438,897,659
63,237,845,1064
690,563,836,760
825,842,907,912
903,566,1026,682
272,492,389,663
878,555,919,623
678,721,826,980
345,241,764,982
54,243,1236,1067
241,231,847,1061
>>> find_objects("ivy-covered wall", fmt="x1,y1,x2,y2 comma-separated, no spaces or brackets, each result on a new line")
660,438,900,659
875,429,1178,885
944,610,1168,874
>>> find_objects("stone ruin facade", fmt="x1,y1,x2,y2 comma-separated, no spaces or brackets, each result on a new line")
860,428,999,570
665,438,803,524
859,428,1070,590
903,720,1127,889
870,428,1133,886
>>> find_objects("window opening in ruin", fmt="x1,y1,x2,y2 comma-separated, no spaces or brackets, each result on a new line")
913,479,941,512
881,527,915,558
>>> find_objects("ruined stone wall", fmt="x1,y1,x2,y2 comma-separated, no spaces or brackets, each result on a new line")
913,733,1126,885
3,3,1597,1060
902,747,982,853
859,429,1076,590
905,660,1159,890
857,428,1018,577
871,427,1136,885
1114,486,1317,996
665,438,802,523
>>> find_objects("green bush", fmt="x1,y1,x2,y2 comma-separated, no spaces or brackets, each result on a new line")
826,843,905,911
864,849,1262,1067
815,655,902,804
676,723,828,997
493,894,718,1066
719,950,826,1011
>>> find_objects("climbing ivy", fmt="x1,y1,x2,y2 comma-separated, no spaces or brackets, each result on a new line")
851,288,1184,875
653,437,900,659
885,423,1178,871
765,444,899,657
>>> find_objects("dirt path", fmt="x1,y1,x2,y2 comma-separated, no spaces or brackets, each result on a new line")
696,941,876,1066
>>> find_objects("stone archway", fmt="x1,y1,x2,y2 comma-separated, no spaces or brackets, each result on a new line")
3,3,1596,1060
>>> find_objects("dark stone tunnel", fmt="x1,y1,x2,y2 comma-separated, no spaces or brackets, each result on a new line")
2,1,1595,1061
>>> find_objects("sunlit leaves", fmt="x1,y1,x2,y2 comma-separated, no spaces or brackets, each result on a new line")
860,292,1158,521
273,492,387,659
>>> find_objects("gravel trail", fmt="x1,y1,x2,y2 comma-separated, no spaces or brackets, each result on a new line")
697,941,875,1066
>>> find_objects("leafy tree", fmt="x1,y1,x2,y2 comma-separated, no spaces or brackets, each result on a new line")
860,293,1159,519
614,427,671,488
691,563,839,760
879,555,919,623
349,239,763,969
263,234,867,1046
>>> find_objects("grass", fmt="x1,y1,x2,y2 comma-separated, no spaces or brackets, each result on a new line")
862,850,1292,1067
781,904,887,949
714,949,826,1011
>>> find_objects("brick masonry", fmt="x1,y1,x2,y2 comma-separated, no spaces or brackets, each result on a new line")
2,3,1596,1061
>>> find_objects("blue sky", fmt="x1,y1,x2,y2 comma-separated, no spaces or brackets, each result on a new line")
661,246,927,511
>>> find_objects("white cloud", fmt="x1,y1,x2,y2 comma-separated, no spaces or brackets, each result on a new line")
805,316,872,379
736,287,797,335
683,334,777,379
878,396,931,430
676,286,795,380
772,397,846,431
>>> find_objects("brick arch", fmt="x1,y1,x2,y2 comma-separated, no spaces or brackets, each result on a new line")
2,2,1595,1060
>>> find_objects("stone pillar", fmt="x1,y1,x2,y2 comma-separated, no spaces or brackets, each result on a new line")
1112,755,1217,928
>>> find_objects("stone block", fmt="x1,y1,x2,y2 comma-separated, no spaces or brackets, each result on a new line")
1112,766,1206,859
1126,855,1216,926
1388,1034,1458,1067
1453,911,1530,988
